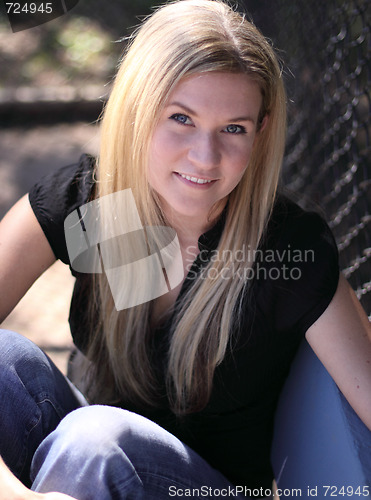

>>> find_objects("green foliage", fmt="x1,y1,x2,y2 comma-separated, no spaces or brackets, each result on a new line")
0,0,157,89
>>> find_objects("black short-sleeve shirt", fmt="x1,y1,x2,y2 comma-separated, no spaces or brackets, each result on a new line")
29,154,340,493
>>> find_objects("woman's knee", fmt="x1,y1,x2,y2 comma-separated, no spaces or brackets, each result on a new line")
0,329,53,383
35,405,184,464
0,330,46,397
0,330,64,403
31,406,146,495
0,329,81,407
0,329,36,364
32,406,236,498
41,406,158,452
0,330,82,484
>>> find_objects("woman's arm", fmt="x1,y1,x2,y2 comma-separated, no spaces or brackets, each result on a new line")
0,194,56,323
0,199,76,497
305,273,371,430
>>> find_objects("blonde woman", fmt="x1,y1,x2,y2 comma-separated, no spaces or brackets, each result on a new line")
0,1,370,499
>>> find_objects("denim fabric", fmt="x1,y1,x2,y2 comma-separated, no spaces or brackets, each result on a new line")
0,329,260,499
0,329,85,486
31,405,252,499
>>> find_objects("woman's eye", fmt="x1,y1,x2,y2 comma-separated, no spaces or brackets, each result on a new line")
224,124,246,134
170,113,192,125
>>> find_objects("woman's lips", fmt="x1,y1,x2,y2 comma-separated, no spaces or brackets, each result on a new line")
174,171,217,187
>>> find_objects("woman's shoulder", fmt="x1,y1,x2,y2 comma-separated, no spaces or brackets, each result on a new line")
28,153,97,264
265,191,337,252
255,191,340,336
29,153,96,205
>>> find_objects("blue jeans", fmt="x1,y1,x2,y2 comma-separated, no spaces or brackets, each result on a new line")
0,330,254,499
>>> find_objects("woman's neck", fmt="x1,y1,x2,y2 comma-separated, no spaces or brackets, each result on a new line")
163,201,226,248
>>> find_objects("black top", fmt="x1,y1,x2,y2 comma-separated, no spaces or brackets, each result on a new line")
29,154,340,493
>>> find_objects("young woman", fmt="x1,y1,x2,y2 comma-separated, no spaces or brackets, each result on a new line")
0,1,370,499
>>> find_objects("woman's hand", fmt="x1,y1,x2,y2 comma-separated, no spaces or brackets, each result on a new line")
0,457,78,500
27,493,77,500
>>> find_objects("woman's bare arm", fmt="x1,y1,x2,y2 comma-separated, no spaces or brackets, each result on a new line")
0,194,56,323
0,198,76,497
305,273,371,430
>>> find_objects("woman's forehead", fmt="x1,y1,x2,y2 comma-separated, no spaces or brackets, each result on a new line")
164,72,263,121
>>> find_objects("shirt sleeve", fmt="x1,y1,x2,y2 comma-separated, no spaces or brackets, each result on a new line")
258,197,340,337
28,154,96,265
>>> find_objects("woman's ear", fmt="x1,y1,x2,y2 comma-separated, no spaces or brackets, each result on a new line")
253,115,269,146
258,114,269,133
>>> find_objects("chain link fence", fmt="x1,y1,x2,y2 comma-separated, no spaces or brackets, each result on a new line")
251,0,370,317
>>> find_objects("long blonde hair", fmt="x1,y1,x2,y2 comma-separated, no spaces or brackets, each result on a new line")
85,0,287,414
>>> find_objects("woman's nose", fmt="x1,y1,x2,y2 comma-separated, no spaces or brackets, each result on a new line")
187,132,221,169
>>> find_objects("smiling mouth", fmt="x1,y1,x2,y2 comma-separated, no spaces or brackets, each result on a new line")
176,172,215,184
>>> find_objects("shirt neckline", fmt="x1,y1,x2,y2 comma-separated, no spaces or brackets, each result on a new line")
197,207,227,253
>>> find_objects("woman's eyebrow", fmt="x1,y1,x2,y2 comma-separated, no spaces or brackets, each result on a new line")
167,101,256,124
167,101,198,116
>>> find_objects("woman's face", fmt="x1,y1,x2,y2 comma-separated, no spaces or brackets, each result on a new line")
148,72,264,226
